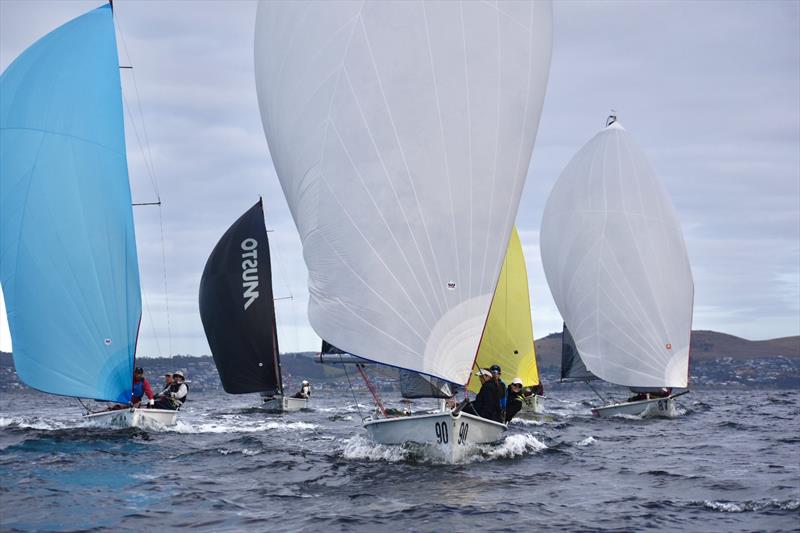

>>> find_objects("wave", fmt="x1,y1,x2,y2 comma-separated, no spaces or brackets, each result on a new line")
476,433,547,461
696,499,800,513
165,420,318,434
576,436,596,447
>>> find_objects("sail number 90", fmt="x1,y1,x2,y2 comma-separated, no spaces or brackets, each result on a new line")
434,421,448,444
434,421,469,445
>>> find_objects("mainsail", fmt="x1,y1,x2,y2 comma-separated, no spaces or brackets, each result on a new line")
540,121,694,388
255,1,553,385
468,227,540,393
320,341,452,399
0,5,140,403
199,200,282,395
560,323,596,382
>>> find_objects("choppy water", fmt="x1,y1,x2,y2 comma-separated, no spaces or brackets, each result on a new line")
1,387,798,531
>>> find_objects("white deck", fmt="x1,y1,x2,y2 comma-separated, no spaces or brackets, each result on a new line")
83,407,178,429
364,410,506,462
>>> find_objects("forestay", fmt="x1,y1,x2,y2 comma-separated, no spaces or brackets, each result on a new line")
199,200,282,395
540,122,693,388
0,6,140,403
255,1,552,384
469,227,539,393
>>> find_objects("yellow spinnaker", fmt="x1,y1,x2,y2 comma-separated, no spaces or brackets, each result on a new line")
468,227,539,393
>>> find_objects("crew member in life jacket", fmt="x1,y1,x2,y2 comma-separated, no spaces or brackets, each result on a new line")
131,367,155,407
154,371,188,410
505,377,525,422
292,380,311,399
461,368,504,423
157,372,173,396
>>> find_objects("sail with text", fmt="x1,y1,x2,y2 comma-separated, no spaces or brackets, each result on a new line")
199,200,282,395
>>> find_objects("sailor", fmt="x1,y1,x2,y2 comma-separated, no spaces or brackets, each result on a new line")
131,367,155,407
489,364,507,413
292,380,311,399
505,378,525,422
466,368,503,423
154,371,188,410
157,372,173,396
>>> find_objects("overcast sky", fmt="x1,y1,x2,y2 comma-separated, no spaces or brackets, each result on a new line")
1,0,798,357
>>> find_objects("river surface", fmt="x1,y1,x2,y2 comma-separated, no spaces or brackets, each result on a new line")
1,386,798,531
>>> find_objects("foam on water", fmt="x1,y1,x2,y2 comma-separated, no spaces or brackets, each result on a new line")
477,433,547,461
166,419,318,434
340,435,411,463
576,436,596,447
698,499,800,513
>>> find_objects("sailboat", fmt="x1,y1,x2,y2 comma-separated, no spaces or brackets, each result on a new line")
199,200,309,412
540,116,694,418
254,1,553,461
0,4,176,428
468,227,544,415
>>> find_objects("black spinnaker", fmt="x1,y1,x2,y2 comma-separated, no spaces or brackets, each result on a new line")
199,199,282,395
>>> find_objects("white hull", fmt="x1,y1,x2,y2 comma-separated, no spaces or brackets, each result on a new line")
519,395,545,415
262,395,309,412
592,396,676,418
83,408,178,429
364,411,506,462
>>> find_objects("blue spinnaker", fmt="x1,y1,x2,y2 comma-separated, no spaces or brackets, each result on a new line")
0,5,140,403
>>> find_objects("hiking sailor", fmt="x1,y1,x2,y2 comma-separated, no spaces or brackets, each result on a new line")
462,368,504,423
154,371,188,410
292,380,311,399
505,378,525,422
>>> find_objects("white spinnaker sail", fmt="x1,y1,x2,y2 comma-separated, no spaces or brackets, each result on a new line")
540,122,693,388
255,1,552,385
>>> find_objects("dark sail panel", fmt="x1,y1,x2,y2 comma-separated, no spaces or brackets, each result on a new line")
560,323,597,382
199,200,282,394
399,370,453,399
322,340,455,398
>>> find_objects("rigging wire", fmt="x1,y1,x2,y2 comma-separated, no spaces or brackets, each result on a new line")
113,8,173,356
339,353,364,422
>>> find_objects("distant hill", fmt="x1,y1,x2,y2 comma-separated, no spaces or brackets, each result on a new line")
1,330,797,392
534,330,800,367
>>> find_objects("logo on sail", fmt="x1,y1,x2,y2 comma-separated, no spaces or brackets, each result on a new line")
241,238,259,310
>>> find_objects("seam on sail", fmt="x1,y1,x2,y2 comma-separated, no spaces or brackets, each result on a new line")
478,2,503,293
597,266,670,370
338,68,439,322
505,2,546,259
356,15,448,316
269,1,314,155
562,132,612,317
317,169,429,346
620,135,672,335
617,131,673,345
597,275,668,372
421,2,461,303
0,127,124,157
328,114,432,329
458,1,475,297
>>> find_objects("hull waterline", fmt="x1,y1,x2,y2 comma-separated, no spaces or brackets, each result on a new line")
592,396,678,418
83,407,179,429
364,410,506,462
261,395,309,412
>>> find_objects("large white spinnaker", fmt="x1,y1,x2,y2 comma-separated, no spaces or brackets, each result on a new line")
540,121,693,388
255,1,553,385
